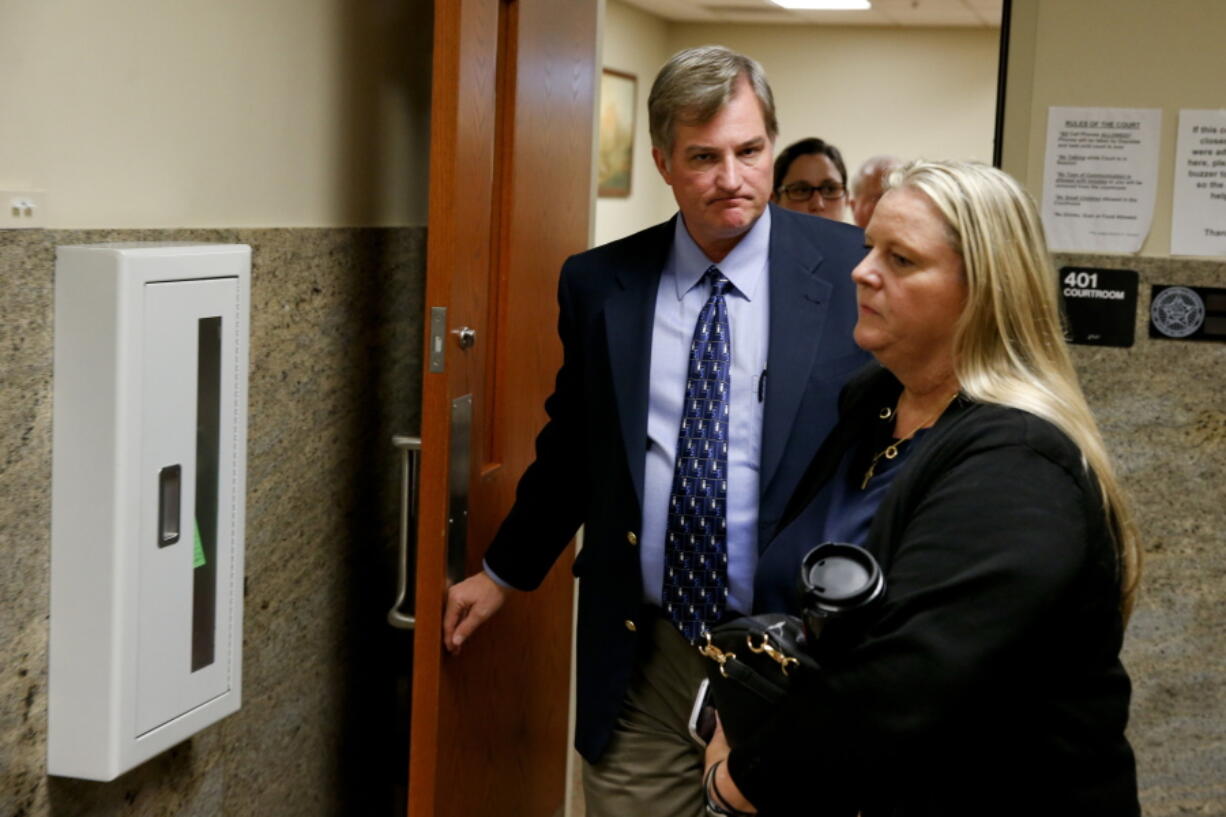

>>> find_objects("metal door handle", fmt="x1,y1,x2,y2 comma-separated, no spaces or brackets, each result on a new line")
452,326,476,349
388,435,422,629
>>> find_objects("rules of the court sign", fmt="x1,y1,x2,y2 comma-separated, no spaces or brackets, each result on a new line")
1042,107,1161,253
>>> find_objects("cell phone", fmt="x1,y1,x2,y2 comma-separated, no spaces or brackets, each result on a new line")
687,678,717,746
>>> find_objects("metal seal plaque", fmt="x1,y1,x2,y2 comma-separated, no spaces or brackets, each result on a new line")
1148,284,1226,342
1150,286,1206,338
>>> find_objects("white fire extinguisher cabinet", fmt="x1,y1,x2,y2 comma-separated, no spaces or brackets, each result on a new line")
49,243,250,780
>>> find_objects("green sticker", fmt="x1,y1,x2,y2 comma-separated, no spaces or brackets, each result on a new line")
193,520,206,568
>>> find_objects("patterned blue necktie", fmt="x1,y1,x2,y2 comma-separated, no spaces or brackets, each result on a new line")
663,266,731,643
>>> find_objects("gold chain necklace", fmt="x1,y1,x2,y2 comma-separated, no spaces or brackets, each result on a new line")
860,395,957,490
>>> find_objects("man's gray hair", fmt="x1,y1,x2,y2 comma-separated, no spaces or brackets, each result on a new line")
852,155,904,197
647,45,779,158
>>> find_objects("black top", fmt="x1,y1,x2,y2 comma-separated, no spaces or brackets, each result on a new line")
752,419,926,615
734,363,1140,817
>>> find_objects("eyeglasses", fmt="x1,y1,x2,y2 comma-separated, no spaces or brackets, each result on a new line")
779,181,846,202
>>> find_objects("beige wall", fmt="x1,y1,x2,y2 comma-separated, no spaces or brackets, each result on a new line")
0,0,432,228
595,2,1001,244
1001,0,1226,256
594,0,676,246
669,23,999,177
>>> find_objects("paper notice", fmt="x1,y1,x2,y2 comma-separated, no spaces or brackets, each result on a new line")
1171,109,1226,257
1041,107,1161,253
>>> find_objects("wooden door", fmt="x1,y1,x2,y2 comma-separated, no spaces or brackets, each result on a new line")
408,0,597,815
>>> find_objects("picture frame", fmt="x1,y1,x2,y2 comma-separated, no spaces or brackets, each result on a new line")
597,68,636,198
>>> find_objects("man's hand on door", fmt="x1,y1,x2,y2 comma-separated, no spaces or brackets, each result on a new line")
442,571,509,655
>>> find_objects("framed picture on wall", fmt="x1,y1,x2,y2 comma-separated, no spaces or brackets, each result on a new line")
598,68,636,198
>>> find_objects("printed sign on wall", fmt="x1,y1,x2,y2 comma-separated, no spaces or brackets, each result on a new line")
1171,109,1226,257
1041,107,1161,253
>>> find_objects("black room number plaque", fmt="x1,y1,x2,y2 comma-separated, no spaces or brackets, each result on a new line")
1059,266,1139,347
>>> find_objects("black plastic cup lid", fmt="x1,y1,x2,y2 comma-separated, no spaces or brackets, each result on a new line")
800,542,885,613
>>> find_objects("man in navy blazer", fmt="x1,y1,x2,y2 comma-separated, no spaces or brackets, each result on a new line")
443,46,867,815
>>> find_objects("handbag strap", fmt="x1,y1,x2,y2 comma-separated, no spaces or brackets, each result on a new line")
718,655,788,703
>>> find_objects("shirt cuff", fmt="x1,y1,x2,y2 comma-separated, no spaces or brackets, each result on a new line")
482,560,515,590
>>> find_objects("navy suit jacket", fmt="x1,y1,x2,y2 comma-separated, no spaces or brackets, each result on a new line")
484,204,869,761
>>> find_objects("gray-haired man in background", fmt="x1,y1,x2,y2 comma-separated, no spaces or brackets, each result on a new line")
849,154,904,229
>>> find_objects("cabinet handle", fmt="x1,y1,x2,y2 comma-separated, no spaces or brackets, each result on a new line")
157,464,182,547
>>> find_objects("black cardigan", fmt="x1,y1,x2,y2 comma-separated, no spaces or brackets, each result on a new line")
730,364,1139,817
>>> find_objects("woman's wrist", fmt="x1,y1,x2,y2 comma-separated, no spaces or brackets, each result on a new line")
704,760,755,816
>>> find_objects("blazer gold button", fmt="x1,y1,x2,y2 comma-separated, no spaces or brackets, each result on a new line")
624,620,637,632
626,531,637,545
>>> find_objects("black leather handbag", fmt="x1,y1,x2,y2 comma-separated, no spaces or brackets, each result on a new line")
698,613,818,746
698,542,886,747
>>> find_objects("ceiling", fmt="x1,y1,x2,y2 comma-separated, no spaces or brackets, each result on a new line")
616,0,1002,27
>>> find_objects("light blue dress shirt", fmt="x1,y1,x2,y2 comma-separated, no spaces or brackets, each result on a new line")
640,210,771,615
485,211,772,609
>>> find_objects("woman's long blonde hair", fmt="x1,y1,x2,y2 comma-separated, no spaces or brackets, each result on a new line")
891,160,1141,620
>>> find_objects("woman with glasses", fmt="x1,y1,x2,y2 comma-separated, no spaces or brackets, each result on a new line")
771,137,850,223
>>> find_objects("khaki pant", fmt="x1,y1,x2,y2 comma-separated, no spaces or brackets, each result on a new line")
582,613,709,817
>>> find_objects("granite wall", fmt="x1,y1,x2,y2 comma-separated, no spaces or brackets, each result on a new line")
1055,252,1226,815
0,226,425,816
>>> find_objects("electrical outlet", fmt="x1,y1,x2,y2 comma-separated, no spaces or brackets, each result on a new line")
3,190,47,229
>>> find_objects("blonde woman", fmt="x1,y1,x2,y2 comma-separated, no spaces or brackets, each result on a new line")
701,161,1141,817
